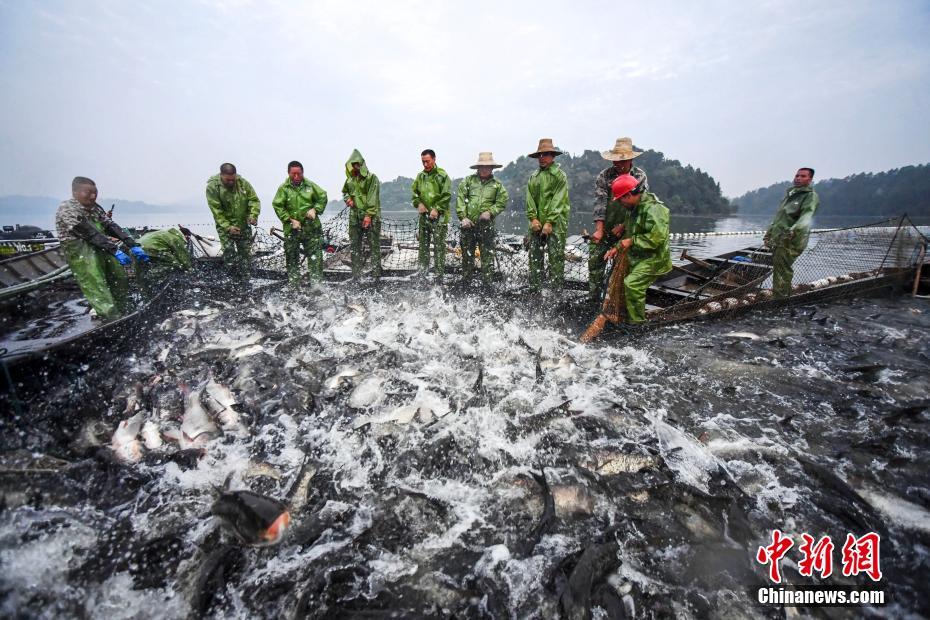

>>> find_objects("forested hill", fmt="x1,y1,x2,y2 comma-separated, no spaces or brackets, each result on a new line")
733,163,930,218
328,146,733,232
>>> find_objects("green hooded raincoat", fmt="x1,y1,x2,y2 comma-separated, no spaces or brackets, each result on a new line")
341,150,381,277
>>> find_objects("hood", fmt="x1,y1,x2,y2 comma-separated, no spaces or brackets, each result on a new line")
344,149,369,179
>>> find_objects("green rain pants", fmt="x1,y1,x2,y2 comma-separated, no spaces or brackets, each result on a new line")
283,226,323,286
460,221,496,284
528,231,566,292
417,215,447,277
61,239,129,321
623,258,664,324
587,235,620,303
348,216,382,278
772,241,803,298
217,226,252,281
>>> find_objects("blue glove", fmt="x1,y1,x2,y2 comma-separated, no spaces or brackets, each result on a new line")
114,249,131,266
130,246,151,262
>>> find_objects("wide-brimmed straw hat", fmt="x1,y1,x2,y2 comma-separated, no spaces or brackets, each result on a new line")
528,138,563,158
470,152,503,169
601,137,642,161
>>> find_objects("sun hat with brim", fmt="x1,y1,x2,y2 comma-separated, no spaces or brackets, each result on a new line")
470,152,503,169
601,137,642,162
528,138,563,159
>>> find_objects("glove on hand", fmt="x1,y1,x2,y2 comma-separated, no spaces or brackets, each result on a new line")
114,249,131,266
130,246,150,262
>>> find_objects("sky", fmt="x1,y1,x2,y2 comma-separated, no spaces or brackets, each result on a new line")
1,0,929,207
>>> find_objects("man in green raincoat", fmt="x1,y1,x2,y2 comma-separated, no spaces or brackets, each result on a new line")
525,138,571,292
138,227,192,284
589,137,649,303
412,149,452,278
55,177,151,320
605,174,672,324
341,149,381,279
456,152,509,285
763,168,820,297
205,163,261,281
272,160,328,286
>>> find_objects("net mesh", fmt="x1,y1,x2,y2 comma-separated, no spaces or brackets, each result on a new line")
191,211,927,325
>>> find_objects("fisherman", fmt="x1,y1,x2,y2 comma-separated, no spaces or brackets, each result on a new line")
526,138,571,293
589,137,649,303
205,163,261,281
342,149,382,279
763,168,820,298
456,152,509,286
604,174,672,325
137,227,192,284
272,161,329,287
55,177,151,320
412,149,453,279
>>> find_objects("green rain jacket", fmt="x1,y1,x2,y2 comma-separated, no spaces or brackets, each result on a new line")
341,150,381,218
138,228,192,270
621,192,672,272
765,185,819,252
272,177,328,235
206,175,261,230
456,174,509,221
412,167,452,223
526,162,571,235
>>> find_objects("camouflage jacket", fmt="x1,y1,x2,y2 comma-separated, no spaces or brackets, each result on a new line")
55,199,137,253
593,165,649,222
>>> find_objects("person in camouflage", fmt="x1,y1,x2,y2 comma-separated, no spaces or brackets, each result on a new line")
412,149,453,279
341,149,381,279
456,152,509,286
55,177,150,320
589,137,649,303
525,138,571,292
272,160,329,287
604,174,672,324
763,168,820,297
205,163,261,281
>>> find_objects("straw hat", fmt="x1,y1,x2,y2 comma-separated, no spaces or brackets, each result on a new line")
470,152,502,169
528,138,563,158
601,137,642,161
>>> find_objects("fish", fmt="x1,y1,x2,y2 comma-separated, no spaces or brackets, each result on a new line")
352,405,418,429
180,383,220,445
518,468,555,556
111,411,145,463
203,376,242,431
140,421,163,450
324,367,363,391
211,489,291,546
584,450,662,475
722,331,761,340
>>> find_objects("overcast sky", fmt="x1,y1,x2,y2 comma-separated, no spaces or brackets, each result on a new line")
1,0,928,206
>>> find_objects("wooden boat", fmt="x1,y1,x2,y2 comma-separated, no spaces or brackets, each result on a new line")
0,245,68,290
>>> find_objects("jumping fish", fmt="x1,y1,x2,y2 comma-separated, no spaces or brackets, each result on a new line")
180,383,220,446
111,411,145,463
203,377,242,431
211,489,291,546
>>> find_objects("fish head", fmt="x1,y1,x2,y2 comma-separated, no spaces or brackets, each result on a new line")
211,490,290,546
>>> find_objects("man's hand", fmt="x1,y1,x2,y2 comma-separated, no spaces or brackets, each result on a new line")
542,222,553,236
228,225,241,236
479,211,492,222
611,223,625,238
290,218,302,230
417,203,428,215
362,215,372,229
530,219,542,233
346,198,356,208
621,238,633,250
429,208,439,220
461,218,473,229
306,208,316,221
591,221,604,244
247,217,257,226
605,246,619,261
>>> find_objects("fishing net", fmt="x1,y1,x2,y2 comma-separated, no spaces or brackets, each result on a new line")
245,207,592,290
646,216,928,325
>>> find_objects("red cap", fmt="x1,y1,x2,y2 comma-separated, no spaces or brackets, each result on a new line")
612,174,639,200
